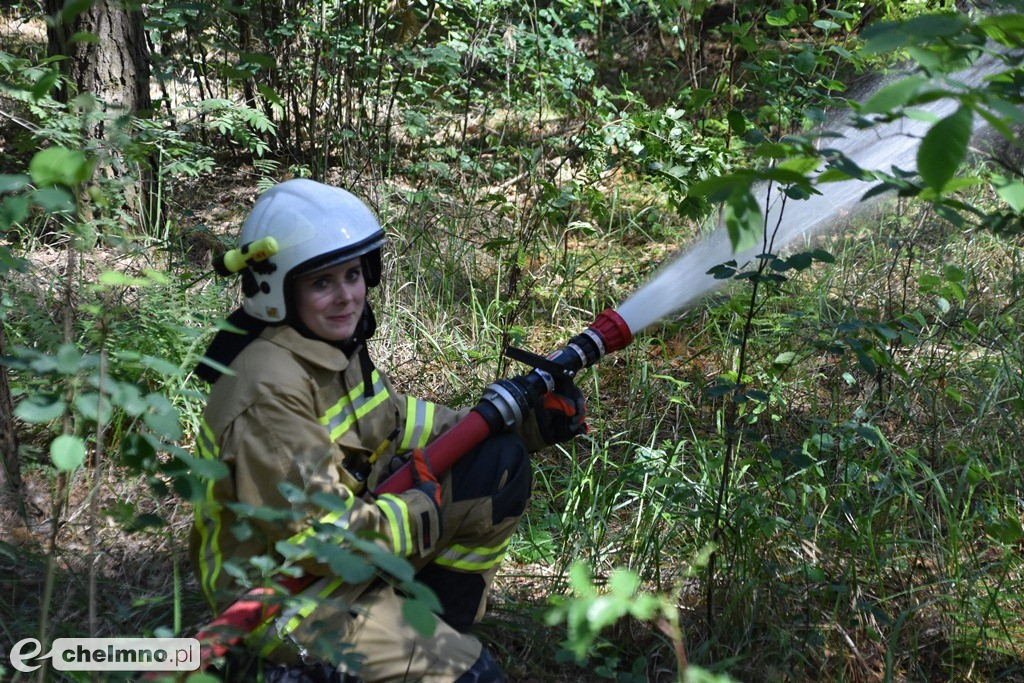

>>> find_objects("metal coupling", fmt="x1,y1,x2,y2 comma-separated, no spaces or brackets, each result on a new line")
479,378,532,430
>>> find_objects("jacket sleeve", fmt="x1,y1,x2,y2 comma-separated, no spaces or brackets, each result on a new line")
390,378,549,454
225,379,441,575
389,382,469,454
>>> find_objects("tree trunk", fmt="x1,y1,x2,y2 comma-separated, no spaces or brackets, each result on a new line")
45,0,156,226
47,0,152,129
0,323,21,507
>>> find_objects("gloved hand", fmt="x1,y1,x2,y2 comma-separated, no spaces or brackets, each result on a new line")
535,377,587,445
410,447,442,510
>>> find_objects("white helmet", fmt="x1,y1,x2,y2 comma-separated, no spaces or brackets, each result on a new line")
237,179,385,322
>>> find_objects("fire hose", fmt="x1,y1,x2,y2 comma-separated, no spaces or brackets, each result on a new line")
186,307,634,672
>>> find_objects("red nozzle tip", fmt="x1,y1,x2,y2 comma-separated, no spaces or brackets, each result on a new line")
590,309,632,354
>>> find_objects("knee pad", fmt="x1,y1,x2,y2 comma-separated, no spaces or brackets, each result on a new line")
454,647,508,683
450,433,531,523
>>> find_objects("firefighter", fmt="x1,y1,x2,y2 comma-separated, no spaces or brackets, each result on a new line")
190,179,587,682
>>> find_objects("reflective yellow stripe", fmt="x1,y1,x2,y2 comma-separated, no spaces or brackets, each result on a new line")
434,538,510,572
320,372,374,422
376,494,413,556
399,398,437,451
319,371,389,441
286,497,356,549
194,419,223,607
257,577,345,657
328,390,389,442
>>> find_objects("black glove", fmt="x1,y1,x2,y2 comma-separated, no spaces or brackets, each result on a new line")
535,377,588,445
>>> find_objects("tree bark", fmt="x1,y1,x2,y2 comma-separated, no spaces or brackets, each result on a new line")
45,0,156,226
46,0,152,127
0,323,21,507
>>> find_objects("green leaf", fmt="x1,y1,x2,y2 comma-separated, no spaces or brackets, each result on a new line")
0,244,27,274
568,561,596,597
177,452,227,480
75,392,113,424
371,550,414,583
31,187,75,212
777,156,820,175
68,30,100,44
607,568,640,598
993,176,1024,211
402,598,438,638
121,433,156,472
145,409,182,441
310,491,351,512
0,194,29,232
857,351,876,375
29,147,95,188
723,186,762,252
0,174,30,193
773,351,797,366
765,4,805,26
56,343,83,373
860,21,907,54
726,109,746,135
585,595,628,631
402,579,443,613
978,13,1024,47
110,382,146,416
15,394,65,422
278,481,307,504
98,270,152,287
904,12,967,38
323,545,375,583
859,76,928,115
31,68,59,100
141,355,182,376
61,0,92,22
985,516,1024,544
51,434,86,471
687,174,742,201
918,106,972,191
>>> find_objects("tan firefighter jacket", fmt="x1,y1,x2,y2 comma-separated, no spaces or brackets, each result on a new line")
189,325,477,611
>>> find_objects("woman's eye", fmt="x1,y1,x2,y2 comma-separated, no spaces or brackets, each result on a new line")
346,268,363,282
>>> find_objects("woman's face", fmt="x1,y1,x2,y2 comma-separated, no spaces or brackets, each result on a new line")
294,258,367,341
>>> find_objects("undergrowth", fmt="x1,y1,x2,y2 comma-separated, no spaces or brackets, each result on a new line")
1,1,1023,682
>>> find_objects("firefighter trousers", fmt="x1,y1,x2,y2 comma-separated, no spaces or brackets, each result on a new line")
254,432,532,682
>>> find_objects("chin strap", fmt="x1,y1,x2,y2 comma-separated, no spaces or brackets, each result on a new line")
340,303,378,398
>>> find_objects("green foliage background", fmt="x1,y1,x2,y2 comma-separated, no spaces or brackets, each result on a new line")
0,0,1022,680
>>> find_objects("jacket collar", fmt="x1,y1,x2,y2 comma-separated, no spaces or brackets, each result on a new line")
261,325,351,372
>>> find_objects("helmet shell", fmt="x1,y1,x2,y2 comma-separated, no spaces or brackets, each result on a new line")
238,179,385,322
